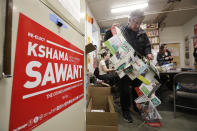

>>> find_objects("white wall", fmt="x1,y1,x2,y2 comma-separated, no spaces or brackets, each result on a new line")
182,15,197,66
85,6,100,48
159,15,197,67
159,26,185,66
86,5,101,73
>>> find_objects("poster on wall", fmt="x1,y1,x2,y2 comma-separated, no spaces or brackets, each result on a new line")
194,24,197,35
9,13,84,131
193,24,197,47
193,36,197,47
184,36,190,66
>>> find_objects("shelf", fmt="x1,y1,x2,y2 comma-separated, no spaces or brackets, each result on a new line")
147,35,159,38
85,43,96,54
145,28,158,30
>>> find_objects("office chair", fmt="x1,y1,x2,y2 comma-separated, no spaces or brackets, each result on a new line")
173,72,197,118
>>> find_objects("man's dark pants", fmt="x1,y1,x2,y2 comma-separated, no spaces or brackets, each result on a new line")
119,75,141,112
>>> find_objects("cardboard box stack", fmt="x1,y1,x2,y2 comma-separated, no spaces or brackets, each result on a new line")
86,86,118,131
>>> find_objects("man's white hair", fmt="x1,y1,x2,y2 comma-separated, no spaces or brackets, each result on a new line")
129,9,145,20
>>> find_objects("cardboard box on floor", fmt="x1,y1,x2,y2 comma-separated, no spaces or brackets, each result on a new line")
86,86,118,131
87,85,110,103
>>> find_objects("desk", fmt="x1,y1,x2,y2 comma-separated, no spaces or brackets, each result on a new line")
160,70,181,75
156,70,182,103
159,70,182,90
158,70,197,110
159,70,197,90
160,69,197,80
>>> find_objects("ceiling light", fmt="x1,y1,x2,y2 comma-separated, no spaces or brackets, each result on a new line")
111,2,148,13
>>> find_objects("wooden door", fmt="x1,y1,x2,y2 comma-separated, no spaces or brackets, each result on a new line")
165,43,180,67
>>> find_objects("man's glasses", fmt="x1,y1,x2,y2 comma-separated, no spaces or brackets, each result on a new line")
132,18,142,26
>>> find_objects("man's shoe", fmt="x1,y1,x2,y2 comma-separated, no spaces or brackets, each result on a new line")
122,111,133,123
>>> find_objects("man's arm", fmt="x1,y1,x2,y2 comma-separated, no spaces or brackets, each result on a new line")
144,34,153,60
144,34,151,55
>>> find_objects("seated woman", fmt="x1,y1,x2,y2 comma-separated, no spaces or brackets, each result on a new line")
98,52,119,86
157,44,173,66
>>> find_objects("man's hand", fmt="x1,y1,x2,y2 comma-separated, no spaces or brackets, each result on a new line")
146,54,154,60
